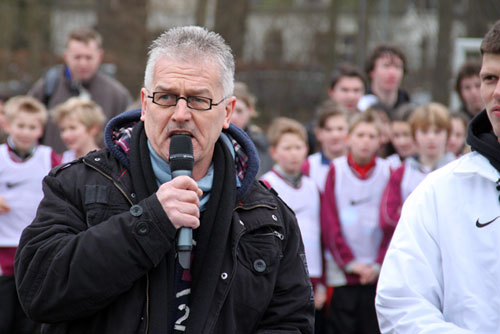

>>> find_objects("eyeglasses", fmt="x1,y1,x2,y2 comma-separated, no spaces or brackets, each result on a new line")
147,92,228,111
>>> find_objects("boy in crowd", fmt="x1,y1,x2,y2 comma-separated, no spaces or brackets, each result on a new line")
231,81,273,177
367,103,392,158
358,45,410,114
302,100,349,193
379,102,455,245
447,111,470,157
0,96,61,333
455,60,483,119
260,117,325,318
51,97,106,163
328,63,366,114
321,110,390,334
385,103,417,170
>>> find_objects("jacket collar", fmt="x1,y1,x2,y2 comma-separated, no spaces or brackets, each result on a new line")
453,151,500,183
103,109,260,200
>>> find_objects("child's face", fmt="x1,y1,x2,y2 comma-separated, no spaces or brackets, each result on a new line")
370,54,404,92
316,115,348,159
446,118,466,156
391,121,416,158
415,125,448,160
270,133,308,175
460,75,483,114
230,100,252,129
59,116,96,152
8,111,44,154
348,122,380,164
328,76,365,113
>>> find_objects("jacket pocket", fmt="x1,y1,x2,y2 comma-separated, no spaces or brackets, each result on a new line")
237,228,283,275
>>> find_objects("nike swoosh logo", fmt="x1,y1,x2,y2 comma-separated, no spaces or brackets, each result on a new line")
350,198,371,206
476,216,500,228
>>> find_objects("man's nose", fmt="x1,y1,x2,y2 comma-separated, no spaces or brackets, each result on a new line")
172,99,192,122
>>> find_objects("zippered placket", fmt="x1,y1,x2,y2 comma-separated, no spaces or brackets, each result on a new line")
83,160,134,206
83,159,150,333
207,221,247,334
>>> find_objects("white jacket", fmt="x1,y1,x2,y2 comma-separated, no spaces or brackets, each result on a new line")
376,151,500,333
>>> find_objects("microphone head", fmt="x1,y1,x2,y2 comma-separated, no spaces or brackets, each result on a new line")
169,134,194,172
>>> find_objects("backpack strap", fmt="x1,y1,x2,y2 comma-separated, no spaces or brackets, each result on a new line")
42,65,62,106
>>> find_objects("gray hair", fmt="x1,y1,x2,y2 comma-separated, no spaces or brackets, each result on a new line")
144,26,235,97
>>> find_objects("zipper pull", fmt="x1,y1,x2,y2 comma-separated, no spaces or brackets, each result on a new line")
273,230,284,240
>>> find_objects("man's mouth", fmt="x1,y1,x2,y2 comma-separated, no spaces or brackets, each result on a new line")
168,130,193,138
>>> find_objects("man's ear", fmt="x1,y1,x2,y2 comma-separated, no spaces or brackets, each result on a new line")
222,96,236,129
97,49,104,64
140,88,148,121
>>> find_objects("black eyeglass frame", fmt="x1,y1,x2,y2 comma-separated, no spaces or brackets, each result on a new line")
147,92,228,111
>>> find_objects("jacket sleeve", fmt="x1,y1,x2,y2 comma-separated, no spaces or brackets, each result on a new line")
320,164,355,268
14,169,177,323
256,198,315,334
376,165,405,264
375,179,472,334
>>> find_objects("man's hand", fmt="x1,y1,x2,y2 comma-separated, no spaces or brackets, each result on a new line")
156,176,203,230
0,196,10,214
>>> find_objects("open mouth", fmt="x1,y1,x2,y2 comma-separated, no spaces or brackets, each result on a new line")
168,131,193,138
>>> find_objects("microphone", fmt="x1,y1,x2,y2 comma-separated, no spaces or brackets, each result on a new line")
169,134,194,270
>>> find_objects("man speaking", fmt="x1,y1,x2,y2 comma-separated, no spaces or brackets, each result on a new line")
15,26,314,333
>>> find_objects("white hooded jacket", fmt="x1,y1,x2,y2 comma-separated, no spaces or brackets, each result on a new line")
376,151,500,333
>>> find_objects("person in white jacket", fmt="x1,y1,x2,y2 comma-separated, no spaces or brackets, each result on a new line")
376,19,500,333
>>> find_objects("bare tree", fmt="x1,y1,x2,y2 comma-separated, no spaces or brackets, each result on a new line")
195,0,209,27
324,0,341,75
0,0,52,90
96,0,148,100
213,0,250,58
432,0,453,104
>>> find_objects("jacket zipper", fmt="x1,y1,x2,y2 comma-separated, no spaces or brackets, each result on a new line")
208,225,247,334
83,160,134,206
83,160,150,332
234,203,277,211
262,230,284,240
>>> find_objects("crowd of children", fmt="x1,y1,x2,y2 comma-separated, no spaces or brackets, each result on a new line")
0,90,467,333
0,95,105,332
259,97,464,334
0,49,472,334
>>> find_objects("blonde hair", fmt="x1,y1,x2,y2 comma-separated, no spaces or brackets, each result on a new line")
51,97,106,142
4,95,48,125
267,117,307,147
409,102,451,138
315,100,349,129
234,81,256,109
67,27,102,49
347,109,380,134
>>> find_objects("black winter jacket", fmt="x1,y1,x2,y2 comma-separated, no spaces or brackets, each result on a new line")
14,110,314,333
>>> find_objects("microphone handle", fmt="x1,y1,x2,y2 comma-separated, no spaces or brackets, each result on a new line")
171,170,192,178
171,168,193,269
177,227,192,269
